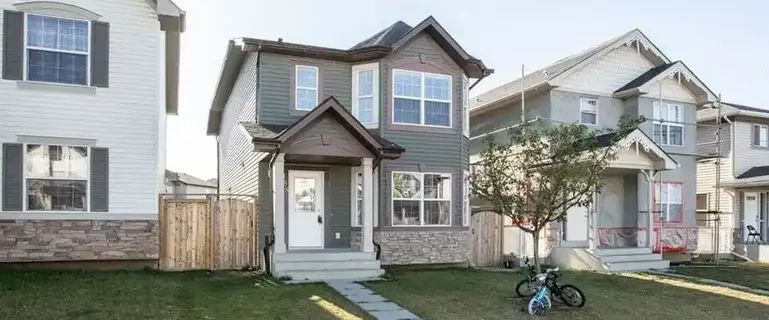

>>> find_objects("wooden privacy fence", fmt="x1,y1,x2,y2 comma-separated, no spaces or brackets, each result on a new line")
159,195,258,271
470,210,504,267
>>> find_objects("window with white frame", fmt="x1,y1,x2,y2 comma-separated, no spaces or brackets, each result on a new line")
392,172,451,226
393,70,452,127
295,65,318,110
654,182,683,223
580,98,597,125
696,193,709,212
25,144,88,211
753,124,769,147
25,14,90,85
462,75,470,137
352,63,379,127
463,170,470,226
351,168,378,227
653,102,684,146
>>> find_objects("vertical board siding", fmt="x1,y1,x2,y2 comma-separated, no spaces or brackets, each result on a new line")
470,211,503,267
0,0,163,214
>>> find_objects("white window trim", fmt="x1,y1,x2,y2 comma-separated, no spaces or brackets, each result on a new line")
22,143,91,213
391,171,452,227
352,63,379,128
696,193,709,212
655,182,683,222
23,12,92,87
462,74,470,137
392,69,453,128
294,65,319,111
463,169,470,227
752,124,769,147
351,167,378,227
579,97,598,125
653,102,684,147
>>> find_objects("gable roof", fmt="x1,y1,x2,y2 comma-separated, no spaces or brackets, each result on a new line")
697,102,769,122
351,21,413,50
597,129,678,170
737,166,769,179
613,60,716,102
471,29,672,114
614,63,674,93
165,169,216,188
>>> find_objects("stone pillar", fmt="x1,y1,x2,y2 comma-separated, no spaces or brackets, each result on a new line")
362,157,374,253
272,153,287,253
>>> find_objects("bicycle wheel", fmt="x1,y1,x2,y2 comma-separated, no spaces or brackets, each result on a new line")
559,284,585,307
515,280,536,297
527,294,551,315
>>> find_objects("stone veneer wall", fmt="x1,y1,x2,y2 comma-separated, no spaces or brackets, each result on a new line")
352,229,471,265
0,220,158,262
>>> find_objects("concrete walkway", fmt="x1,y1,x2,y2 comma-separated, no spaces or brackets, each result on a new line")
326,280,420,320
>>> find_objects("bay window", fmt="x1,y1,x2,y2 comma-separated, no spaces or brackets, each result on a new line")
392,172,451,226
25,14,90,85
393,70,452,127
753,124,768,147
25,144,88,211
653,102,684,146
654,182,682,223
295,65,318,110
352,63,379,127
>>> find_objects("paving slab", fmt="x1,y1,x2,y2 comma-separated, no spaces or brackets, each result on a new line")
358,302,402,312
325,280,421,320
345,293,388,303
369,309,420,320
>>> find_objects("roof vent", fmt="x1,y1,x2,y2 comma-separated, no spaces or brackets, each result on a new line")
543,69,550,76
277,38,283,43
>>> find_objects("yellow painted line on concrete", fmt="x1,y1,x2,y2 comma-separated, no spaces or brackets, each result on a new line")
310,295,364,320
622,273,769,305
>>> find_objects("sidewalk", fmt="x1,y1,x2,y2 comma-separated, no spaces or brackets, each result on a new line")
326,280,420,320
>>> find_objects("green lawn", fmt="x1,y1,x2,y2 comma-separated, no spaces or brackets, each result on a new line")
672,262,769,291
366,269,769,320
0,270,370,320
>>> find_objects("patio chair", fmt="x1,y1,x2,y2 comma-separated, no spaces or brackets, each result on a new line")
746,225,765,244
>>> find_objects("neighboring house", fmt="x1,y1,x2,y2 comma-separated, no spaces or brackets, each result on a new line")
164,169,217,197
696,103,769,261
470,29,717,271
206,17,492,280
0,0,184,264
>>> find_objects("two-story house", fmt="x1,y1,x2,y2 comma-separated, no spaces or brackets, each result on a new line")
696,102,769,261
470,29,716,271
0,0,184,265
206,17,492,281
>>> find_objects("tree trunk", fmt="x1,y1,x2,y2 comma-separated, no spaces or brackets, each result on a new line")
532,229,541,273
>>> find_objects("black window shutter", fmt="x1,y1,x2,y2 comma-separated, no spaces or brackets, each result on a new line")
90,21,109,87
2,10,24,80
2,143,23,211
90,147,109,212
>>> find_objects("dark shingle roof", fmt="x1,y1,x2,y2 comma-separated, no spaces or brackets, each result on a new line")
239,122,286,140
350,21,413,50
615,62,674,93
737,166,769,179
724,102,769,114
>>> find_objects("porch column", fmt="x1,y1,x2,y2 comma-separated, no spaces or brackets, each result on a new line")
644,170,656,250
272,153,287,253
362,157,374,253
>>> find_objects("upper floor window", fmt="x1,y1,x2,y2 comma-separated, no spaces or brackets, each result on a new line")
295,65,318,110
25,144,89,211
654,182,683,223
392,171,451,226
352,63,379,128
653,102,683,146
393,69,452,128
580,98,597,125
25,14,90,85
753,124,769,147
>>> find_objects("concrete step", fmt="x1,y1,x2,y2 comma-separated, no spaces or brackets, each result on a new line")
274,259,381,272
277,268,385,282
594,247,652,256
599,253,663,263
274,251,376,262
605,259,670,272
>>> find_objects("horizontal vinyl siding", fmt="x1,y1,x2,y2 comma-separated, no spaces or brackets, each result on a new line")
696,157,734,214
732,120,769,176
555,44,656,94
218,53,260,195
697,120,731,157
0,0,162,214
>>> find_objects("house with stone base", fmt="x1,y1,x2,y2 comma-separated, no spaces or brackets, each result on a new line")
206,16,492,281
0,0,184,264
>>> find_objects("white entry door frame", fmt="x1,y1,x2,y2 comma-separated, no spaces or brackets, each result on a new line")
288,170,325,249
563,205,590,247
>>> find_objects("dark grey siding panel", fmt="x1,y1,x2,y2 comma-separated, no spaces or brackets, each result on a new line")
2,143,23,211
2,10,24,80
256,161,272,260
90,21,110,87
326,166,351,248
259,53,352,126
90,147,109,212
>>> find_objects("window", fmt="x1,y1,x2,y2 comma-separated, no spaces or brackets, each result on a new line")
463,170,470,226
25,14,90,85
653,102,684,146
392,172,451,226
25,144,88,211
393,69,452,127
462,75,470,137
352,63,379,127
753,124,769,147
654,182,683,223
696,193,709,212
295,65,318,110
580,98,597,125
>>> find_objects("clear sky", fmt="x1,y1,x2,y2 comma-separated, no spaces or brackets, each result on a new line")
167,0,769,180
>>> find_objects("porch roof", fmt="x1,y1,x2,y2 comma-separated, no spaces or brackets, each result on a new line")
598,129,678,171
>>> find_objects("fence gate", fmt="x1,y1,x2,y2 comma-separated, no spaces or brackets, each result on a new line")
470,210,504,267
159,195,258,271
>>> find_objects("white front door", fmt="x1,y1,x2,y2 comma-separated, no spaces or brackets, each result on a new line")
565,205,589,244
744,192,760,242
288,170,324,249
